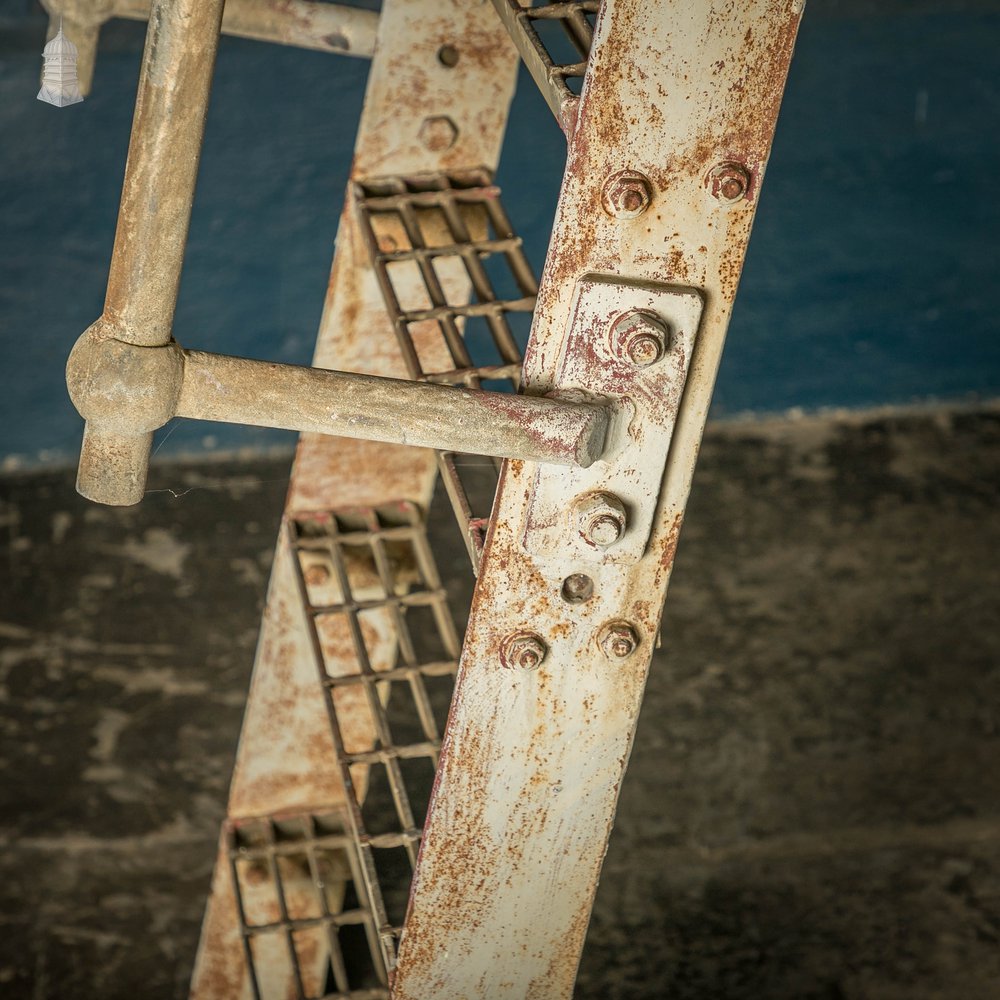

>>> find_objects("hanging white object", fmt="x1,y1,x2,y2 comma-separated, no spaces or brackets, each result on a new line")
37,24,84,108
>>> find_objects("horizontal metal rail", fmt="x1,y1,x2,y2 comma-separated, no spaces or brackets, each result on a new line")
114,0,378,58
40,0,378,96
178,351,608,468
67,337,610,506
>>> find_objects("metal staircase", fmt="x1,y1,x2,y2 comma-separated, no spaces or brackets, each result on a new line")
62,1,805,996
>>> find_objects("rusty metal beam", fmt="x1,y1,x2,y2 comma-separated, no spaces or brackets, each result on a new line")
115,0,378,60
391,1,806,997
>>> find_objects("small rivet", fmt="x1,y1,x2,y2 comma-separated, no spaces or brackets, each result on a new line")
707,162,751,204
561,573,594,605
599,621,639,660
437,44,459,68
500,631,548,671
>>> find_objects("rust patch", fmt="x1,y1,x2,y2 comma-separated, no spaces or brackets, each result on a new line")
189,835,249,999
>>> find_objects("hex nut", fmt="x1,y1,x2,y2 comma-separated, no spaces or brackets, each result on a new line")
610,310,670,368
419,115,458,152
599,621,639,660
707,162,751,204
500,631,548,671
575,492,627,548
601,169,653,220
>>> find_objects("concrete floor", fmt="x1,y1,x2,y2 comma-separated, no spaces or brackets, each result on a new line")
1,406,998,998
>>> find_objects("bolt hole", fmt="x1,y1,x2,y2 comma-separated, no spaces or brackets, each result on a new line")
437,44,459,68
561,574,594,605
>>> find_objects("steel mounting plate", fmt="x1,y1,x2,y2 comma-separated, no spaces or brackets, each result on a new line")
522,275,704,564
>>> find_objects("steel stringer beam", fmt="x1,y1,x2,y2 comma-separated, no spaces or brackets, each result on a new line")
189,1,521,995
392,2,805,997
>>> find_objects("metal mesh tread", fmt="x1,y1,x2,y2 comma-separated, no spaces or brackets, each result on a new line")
227,811,388,1000
489,0,601,131
288,502,461,974
354,169,539,571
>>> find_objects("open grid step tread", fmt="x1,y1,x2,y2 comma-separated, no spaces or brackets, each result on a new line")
288,503,461,974
354,170,539,572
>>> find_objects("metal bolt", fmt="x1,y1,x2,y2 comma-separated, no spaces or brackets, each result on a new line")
599,621,639,660
561,573,594,605
601,169,652,220
419,115,458,152
610,310,670,368
707,162,751,204
500,631,548,671
575,492,627,548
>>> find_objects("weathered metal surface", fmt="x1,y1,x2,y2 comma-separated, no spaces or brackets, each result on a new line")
117,0,379,60
392,1,805,997
353,169,539,572
67,333,607,505
191,1,520,996
40,0,379,97
521,277,704,564
176,350,608,468
68,0,223,505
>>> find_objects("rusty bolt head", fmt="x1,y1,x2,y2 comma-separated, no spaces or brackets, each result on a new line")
561,573,594,605
500,631,548,671
601,169,653,220
707,162,751,204
611,310,670,368
599,621,639,660
575,492,627,548
419,115,458,152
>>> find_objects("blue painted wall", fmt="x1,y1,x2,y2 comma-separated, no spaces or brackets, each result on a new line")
1,1,998,466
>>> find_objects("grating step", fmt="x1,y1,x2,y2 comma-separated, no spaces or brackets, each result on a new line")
288,503,461,975
227,810,388,999
354,170,539,572
490,0,601,133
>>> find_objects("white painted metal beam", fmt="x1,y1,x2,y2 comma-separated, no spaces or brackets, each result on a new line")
393,2,805,996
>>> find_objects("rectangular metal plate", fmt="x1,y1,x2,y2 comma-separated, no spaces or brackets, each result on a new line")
522,275,703,564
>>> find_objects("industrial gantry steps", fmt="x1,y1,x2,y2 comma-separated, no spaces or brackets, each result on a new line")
61,0,805,996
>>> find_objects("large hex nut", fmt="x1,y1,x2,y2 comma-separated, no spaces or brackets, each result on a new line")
419,115,458,152
575,491,627,549
610,310,670,368
601,169,653,220
500,631,548,671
